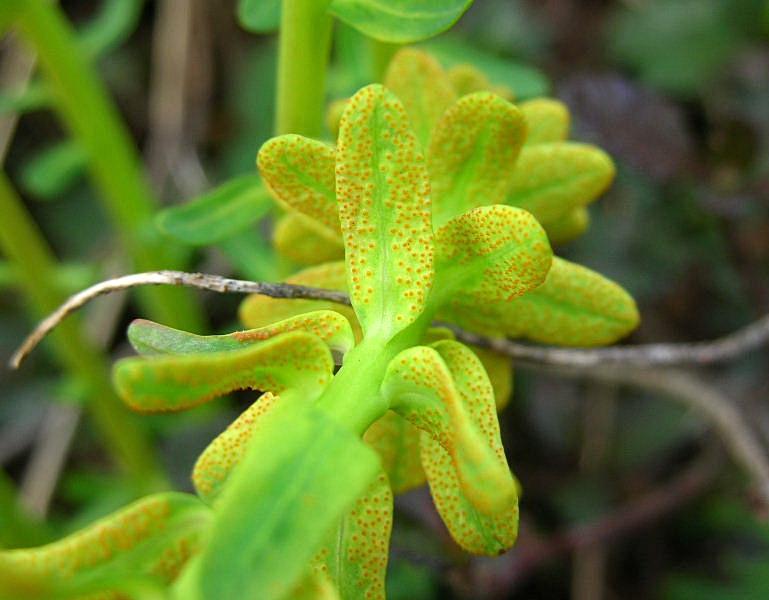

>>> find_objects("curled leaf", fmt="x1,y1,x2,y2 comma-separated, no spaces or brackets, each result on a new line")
274,213,345,266
258,134,340,237
128,310,354,358
114,331,334,412
519,98,570,145
442,256,640,346
429,92,527,227
383,48,456,147
506,142,615,224
336,84,434,341
0,493,210,599
381,342,518,554
432,205,552,308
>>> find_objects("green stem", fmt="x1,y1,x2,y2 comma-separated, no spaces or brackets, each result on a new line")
275,0,333,136
11,0,203,331
0,172,167,493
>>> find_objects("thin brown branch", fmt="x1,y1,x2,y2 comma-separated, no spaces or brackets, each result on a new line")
9,270,769,372
8,270,350,368
448,315,769,368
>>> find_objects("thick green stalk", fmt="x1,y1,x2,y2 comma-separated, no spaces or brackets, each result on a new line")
0,172,166,493
10,0,202,331
275,0,333,136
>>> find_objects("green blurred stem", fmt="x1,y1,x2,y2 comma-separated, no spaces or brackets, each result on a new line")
275,0,332,136
0,173,167,493
370,39,398,81
10,0,202,331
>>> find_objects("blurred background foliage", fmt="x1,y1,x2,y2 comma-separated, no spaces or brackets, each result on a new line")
1,0,769,598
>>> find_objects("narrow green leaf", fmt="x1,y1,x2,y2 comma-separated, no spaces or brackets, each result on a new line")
441,256,640,346
383,48,457,148
237,0,281,33
364,411,425,494
519,98,570,145
429,92,527,227
20,140,86,200
432,205,552,309
114,331,334,412
239,261,362,342
190,403,380,600
421,340,518,555
328,0,474,43
273,213,344,266
381,344,516,517
543,207,590,245
78,0,143,58
258,135,340,238
0,493,210,599
128,310,355,356
317,471,392,600
156,174,271,246
336,84,434,341
506,142,615,224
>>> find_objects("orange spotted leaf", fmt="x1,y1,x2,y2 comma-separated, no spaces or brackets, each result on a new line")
420,340,518,555
316,471,393,600
0,493,210,599
274,213,345,266
440,256,640,346
363,411,425,494
383,48,456,148
431,205,552,309
336,84,434,341
519,98,570,145
380,344,517,518
429,92,527,228
114,331,334,413
506,142,615,225
258,134,340,237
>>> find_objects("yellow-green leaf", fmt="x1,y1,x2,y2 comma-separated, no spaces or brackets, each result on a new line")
336,84,434,341
544,206,590,245
506,142,615,224
429,92,527,227
114,331,334,412
472,346,513,411
258,134,340,237
273,213,345,266
421,340,518,555
364,411,425,494
432,205,552,309
316,471,392,600
519,98,570,145
442,256,640,346
128,310,354,357
381,344,515,516
383,48,456,148
0,493,210,599
192,392,280,504
447,63,493,97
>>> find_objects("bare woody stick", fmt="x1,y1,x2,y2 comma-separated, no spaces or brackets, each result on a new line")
8,270,769,370
9,270,349,369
